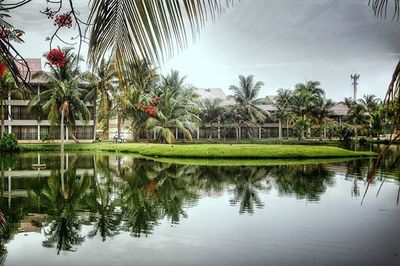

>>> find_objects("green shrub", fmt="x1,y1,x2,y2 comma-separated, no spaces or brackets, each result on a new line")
41,132,53,143
0,133,20,152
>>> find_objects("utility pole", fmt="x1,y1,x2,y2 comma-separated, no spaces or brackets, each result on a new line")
350,73,360,102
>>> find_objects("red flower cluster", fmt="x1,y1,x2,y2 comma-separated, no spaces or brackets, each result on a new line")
143,105,157,117
46,49,66,68
0,62,7,79
54,13,73,28
136,104,157,117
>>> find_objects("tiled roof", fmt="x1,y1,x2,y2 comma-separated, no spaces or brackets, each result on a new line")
195,88,235,106
18,58,46,84
330,102,349,116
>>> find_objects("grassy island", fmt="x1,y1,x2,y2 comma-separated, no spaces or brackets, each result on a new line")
20,143,376,159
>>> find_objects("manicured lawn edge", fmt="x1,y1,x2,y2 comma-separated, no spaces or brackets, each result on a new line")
20,143,376,159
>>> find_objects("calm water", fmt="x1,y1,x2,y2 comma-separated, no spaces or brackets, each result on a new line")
0,149,399,266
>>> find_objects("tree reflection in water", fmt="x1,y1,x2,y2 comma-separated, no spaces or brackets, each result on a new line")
29,154,90,254
272,164,335,201
0,151,398,257
228,167,270,214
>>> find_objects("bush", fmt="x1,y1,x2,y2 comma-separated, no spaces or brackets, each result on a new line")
41,132,53,143
0,133,20,152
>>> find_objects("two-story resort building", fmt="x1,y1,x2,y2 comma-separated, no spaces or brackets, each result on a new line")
3,58,94,142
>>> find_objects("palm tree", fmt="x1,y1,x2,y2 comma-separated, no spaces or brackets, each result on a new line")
122,59,159,140
295,80,324,98
343,97,355,109
83,58,116,141
0,71,27,139
28,47,90,152
146,71,200,143
275,88,292,139
294,81,325,138
200,98,225,139
345,103,369,140
229,75,269,138
312,97,334,140
290,88,313,140
359,94,380,114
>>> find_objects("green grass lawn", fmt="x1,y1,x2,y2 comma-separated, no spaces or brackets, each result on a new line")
20,142,376,159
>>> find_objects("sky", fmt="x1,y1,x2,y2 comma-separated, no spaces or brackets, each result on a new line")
9,0,400,101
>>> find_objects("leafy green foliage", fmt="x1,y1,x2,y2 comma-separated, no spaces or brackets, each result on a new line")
0,133,19,152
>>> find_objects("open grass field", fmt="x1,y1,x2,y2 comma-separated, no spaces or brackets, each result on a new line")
20,143,376,159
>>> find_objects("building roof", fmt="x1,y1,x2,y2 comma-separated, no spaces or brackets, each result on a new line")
18,58,46,84
195,88,235,106
331,102,349,116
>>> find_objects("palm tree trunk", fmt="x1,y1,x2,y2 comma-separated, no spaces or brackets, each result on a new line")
300,115,305,140
69,132,80,143
355,127,358,141
93,89,97,142
60,110,65,152
209,122,213,140
117,113,121,136
319,126,323,141
278,120,282,139
1,162,4,199
0,99,4,139
286,121,289,138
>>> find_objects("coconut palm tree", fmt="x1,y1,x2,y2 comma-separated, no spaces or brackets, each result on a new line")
343,97,355,109
83,58,116,141
229,75,270,138
28,47,90,152
200,98,225,139
290,88,313,140
0,70,28,139
345,103,369,140
359,94,380,114
275,88,293,138
146,71,200,143
295,80,324,99
312,97,334,140
122,59,159,140
294,81,325,138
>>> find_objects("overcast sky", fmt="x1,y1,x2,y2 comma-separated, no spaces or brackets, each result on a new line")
9,0,400,101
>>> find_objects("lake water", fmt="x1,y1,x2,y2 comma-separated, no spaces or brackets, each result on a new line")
0,149,399,265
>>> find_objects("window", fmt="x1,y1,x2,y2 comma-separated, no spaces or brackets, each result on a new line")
12,126,38,140
40,126,61,140
75,126,93,139
11,106,37,120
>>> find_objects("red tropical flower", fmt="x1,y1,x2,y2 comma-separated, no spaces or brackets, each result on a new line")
54,13,73,28
46,49,66,68
0,62,7,79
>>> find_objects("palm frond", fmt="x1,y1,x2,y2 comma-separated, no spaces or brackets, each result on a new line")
88,0,233,71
